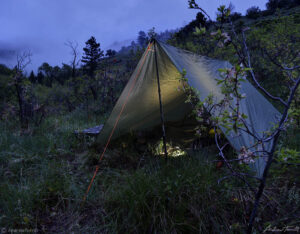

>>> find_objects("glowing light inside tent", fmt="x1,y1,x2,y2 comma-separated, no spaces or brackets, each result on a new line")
155,140,186,157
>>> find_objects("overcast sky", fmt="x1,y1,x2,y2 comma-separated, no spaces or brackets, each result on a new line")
0,0,268,73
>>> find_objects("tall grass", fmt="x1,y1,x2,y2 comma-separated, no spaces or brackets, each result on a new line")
0,109,299,233
0,109,105,230
102,156,247,233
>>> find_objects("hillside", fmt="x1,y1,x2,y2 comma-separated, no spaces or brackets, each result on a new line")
0,3,299,233
169,5,300,112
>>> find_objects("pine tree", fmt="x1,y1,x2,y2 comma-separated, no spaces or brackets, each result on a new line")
37,71,44,84
29,70,36,83
137,31,147,48
81,36,103,77
147,27,157,40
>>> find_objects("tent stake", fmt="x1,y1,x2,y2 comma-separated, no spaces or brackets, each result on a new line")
154,39,168,161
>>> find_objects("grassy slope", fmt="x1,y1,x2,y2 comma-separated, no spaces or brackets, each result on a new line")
0,8,300,234
0,91,299,233
0,114,249,233
1,111,298,233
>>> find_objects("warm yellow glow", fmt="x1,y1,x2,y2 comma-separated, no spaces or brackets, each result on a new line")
209,128,215,136
155,140,186,157
169,146,186,157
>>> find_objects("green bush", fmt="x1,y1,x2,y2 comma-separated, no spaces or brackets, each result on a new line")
230,12,242,21
246,6,261,19
266,0,300,11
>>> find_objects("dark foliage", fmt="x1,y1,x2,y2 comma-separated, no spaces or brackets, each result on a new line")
230,12,242,21
37,63,72,86
266,0,300,11
1,5,299,232
81,36,104,77
170,12,210,46
0,64,12,75
37,71,44,84
137,31,148,48
106,49,116,57
29,71,36,83
246,6,261,19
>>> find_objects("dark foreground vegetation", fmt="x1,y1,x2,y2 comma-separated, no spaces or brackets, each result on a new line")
0,1,299,233
0,117,299,233
0,116,299,233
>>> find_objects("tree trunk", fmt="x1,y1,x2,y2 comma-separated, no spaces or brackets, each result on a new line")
90,86,98,101
15,81,28,131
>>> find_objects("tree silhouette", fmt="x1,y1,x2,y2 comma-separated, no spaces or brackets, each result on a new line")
65,41,80,78
137,31,147,47
106,49,116,57
38,62,53,87
246,6,261,19
29,71,36,83
36,71,44,84
147,27,157,40
81,36,103,77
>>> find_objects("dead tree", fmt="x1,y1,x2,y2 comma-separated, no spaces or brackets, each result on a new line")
65,40,80,78
13,50,32,131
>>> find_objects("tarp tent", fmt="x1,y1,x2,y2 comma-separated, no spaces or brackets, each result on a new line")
96,40,281,177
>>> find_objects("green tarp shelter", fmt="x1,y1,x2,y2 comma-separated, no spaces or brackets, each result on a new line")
96,40,281,177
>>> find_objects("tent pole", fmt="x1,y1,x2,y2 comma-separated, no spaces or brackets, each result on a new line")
154,39,168,161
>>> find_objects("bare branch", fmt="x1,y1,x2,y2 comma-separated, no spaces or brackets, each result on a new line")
188,0,212,22
263,49,300,76
212,154,268,164
263,77,300,144
283,65,300,70
16,50,32,72
65,40,80,77
247,76,300,233
214,127,257,194
241,31,288,107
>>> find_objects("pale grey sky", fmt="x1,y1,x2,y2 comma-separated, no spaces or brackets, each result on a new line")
0,0,268,72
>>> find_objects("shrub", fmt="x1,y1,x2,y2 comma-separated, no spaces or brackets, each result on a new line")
0,64,12,75
246,6,261,19
266,0,299,11
230,12,242,21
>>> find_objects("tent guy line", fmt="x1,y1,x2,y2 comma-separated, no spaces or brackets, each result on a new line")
96,40,281,176
83,39,281,201
82,43,154,202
